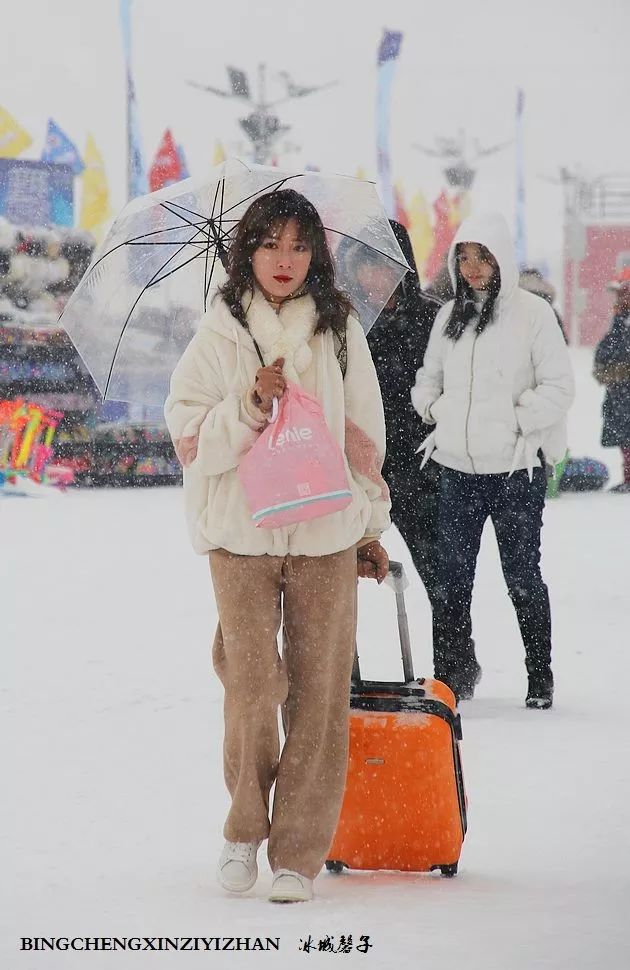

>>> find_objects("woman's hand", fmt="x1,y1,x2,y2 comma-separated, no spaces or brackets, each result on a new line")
357,540,389,584
174,435,198,467
253,357,286,414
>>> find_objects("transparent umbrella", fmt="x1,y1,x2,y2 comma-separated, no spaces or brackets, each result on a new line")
59,158,410,406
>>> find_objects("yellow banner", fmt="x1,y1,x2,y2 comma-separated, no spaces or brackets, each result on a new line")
0,106,33,158
408,191,434,274
79,134,110,235
212,141,226,166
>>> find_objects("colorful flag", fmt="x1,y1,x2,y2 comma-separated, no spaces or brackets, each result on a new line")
41,119,84,174
212,141,226,166
393,184,410,228
376,29,403,218
408,190,434,276
0,106,32,158
79,134,110,235
424,190,460,282
120,0,147,198
177,143,190,180
515,88,527,269
148,129,182,192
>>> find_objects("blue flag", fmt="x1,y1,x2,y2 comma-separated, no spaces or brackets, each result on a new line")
378,30,403,65
376,30,403,218
120,0,147,198
41,119,84,175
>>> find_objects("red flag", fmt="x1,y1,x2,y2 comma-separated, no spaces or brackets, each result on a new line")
424,190,460,282
149,129,182,192
393,185,410,228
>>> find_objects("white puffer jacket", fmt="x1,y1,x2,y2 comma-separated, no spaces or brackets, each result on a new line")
411,213,574,476
164,288,390,557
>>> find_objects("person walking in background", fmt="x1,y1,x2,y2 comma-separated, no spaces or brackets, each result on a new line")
519,267,566,341
594,268,630,492
412,213,574,709
164,189,390,903
365,221,477,680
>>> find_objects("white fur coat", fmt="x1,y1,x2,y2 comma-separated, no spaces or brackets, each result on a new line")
164,290,390,557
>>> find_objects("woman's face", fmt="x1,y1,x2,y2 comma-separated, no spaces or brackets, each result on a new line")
457,242,498,291
251,219,312,302
356,262,399,309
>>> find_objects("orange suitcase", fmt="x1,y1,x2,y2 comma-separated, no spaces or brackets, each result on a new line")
327,561,467,877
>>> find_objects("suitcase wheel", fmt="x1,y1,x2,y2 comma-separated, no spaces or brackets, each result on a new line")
439,864,458,878
325,860,345,874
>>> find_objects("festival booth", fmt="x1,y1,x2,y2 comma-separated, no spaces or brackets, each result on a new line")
0,164,180,490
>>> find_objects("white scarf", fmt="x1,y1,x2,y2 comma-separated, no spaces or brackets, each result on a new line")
242,287,317,383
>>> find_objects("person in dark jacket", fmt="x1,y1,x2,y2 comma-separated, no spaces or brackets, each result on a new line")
594,274,630,492
364,221,473,680
519,268,567,341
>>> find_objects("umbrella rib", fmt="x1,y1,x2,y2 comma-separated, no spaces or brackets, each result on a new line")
202,179,224,309
145,247,207,288
324,227,410,269
160,197,219,224
103,225,206,399
86,219,211,275
204,244,220,312
219,175,297,218
202,216,214,312
125,240,208,247
215,177,229,268
203,180,224,311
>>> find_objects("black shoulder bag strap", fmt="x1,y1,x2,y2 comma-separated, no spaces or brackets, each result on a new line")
332,325,348,380
244,324,266,367
246,323,348,379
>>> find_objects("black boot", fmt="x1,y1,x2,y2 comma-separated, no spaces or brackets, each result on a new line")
437,648,482,704
525,664,554,710
456,660,483,701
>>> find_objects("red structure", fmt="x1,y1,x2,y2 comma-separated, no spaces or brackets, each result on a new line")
563,175,630,346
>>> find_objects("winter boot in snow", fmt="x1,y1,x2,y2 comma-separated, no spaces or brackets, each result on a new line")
269,869,313,903
456,659,483,701
435,639,481,703
525,666,554,710
217,841,260,893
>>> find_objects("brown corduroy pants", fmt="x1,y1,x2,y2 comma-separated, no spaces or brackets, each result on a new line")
209,546,357,880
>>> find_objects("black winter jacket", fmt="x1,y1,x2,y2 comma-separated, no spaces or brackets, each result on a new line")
367,222,442,498
594,311,630,447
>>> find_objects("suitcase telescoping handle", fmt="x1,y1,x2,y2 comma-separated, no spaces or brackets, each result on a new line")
352,560,415,684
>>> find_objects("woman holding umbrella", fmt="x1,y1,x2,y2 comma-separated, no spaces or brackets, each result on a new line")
164,189,390,903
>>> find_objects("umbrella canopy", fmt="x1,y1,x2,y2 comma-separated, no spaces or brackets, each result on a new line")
60,158,410,406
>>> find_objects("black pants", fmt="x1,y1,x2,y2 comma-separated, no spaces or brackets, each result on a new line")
392,488,441,616
391,473,474,671
433,467,552,687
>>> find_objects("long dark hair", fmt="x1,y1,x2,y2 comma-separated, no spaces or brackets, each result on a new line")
444,243,501,341
219,188,354,334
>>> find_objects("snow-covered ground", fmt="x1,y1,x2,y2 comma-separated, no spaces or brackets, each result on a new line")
3,348,630,969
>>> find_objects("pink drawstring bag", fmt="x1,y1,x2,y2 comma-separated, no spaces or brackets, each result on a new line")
238,382,353,528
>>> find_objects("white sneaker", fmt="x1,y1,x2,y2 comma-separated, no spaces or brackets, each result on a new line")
269,868,313,903
217,841,260,893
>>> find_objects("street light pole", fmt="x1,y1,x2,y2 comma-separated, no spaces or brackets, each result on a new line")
188,65,337,166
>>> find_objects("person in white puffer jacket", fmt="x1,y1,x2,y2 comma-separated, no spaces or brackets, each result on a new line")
412,212,574,710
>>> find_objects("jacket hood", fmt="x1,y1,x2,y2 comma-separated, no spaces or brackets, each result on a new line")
447,212,519,301
389,220,420,279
